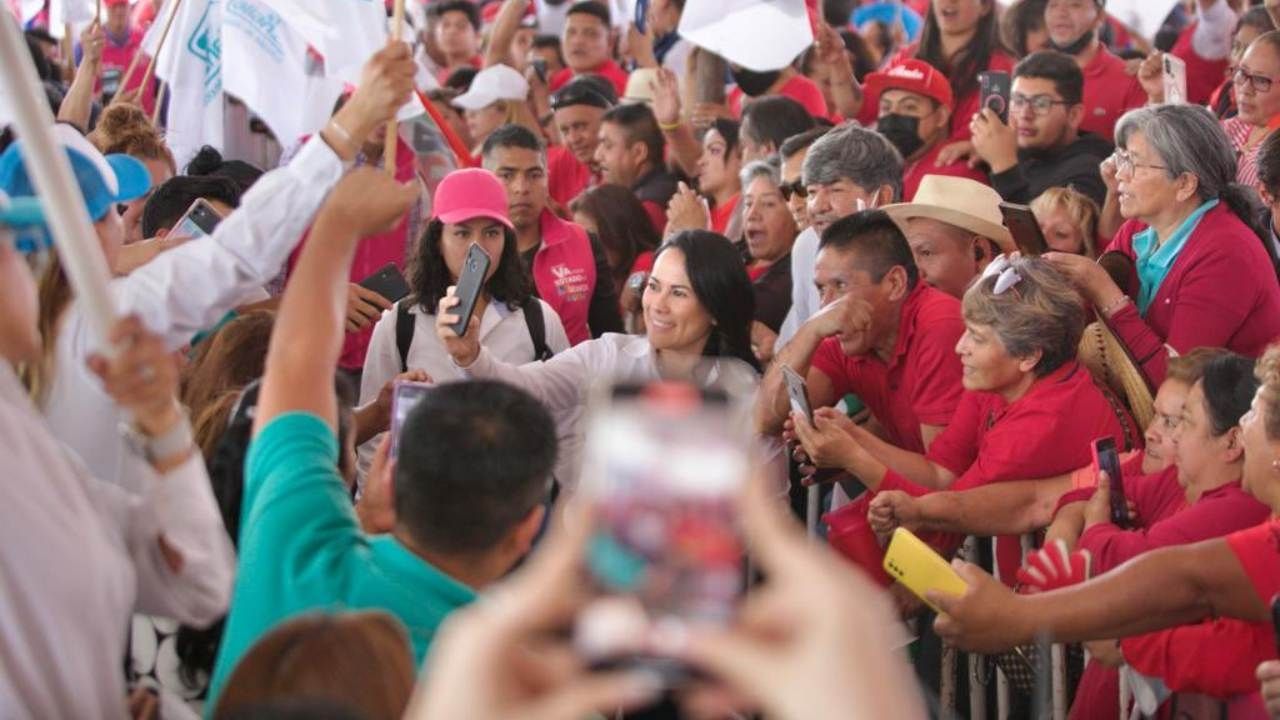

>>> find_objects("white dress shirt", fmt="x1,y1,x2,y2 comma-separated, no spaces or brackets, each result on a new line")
357,297,571,480
0,365,234,720
459,333,784,494
42,136,346,493
777,226,821,347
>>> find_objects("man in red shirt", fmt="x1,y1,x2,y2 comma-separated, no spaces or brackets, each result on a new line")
726,64,829,122
862,59,990,201
548,1,629,98
430,1,484,85
546,75,615,207
1043,0,1145,140
757,209,965,455
482,124,622,344
593,103,677,235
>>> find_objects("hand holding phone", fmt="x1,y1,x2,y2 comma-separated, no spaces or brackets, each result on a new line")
883,527,968,613
450,243,492,337
388,380,433,459
1092,437,1130,529
999,202,1049,256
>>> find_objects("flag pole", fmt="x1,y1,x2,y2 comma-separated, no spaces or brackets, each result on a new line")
150,81,166,126
383,0,405,175
0,11,117,346
62,22,75,81
126,0,183,107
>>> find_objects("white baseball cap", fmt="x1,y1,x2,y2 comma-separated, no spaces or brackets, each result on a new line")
452,64,530,111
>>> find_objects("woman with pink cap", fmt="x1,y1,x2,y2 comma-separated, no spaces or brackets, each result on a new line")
358,168,570,477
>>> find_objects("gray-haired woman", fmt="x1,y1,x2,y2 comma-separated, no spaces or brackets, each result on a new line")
741,157,798,362
1047,103,1280,388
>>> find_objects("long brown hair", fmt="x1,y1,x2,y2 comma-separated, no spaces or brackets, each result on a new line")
214,611,415,720
90,103,176,172
19,255,73,405
182,310,275,459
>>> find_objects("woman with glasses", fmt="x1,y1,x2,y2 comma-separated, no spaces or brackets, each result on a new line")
1221,33,1280,189
1049,103,1280,389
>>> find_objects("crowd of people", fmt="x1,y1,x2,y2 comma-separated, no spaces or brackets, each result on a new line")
8,0,1280,718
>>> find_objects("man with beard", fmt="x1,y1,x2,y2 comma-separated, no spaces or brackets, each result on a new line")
1043,0,1145,141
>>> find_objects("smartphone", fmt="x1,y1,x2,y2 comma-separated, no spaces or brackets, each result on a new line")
1092,437,1130,529
531,58,548,85
979,71,1011,124
999,202,1050,256
449,243,492,337
1271,595,1280,652
1163,54,1187,105
575,380,751,684
388,380,433,459
781,365,812,422
359,262,411,304
170,198,223,240
883,527,968,613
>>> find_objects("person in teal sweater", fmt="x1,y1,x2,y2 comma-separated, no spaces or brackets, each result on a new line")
205,160,558,715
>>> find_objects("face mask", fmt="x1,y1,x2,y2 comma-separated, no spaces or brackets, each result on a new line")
877,114,925,159
1048,27,1095,56
731,66,782,97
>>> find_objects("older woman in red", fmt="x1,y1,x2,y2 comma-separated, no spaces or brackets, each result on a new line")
794,256,1134,581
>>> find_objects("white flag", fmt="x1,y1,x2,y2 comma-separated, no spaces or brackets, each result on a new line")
48,0,95,26
678,0,813,72
221,0,343,149
154,0,224,167
265,0,385,83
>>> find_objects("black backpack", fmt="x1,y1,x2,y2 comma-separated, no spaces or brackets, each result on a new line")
395,296,554,372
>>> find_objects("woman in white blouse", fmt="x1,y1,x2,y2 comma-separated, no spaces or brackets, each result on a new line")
437,230,770,492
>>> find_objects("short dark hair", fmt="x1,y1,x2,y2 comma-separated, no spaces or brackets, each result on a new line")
741,96,816,153
818,210,919,290
566,0,610,27
445,66,479,91
601,102,665,170
429,0,480,31
141,175,242,238
779,126,829,161
395,381,557,555
1258,129,1280,196
1014,50,1084,106
1200,353,1260,437
532,33,563,51
481,123,545,159
187,145,264,193
705,118,740,156
656,231,761,372
552,74,617,110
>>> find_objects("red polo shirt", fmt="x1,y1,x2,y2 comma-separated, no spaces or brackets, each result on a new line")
1170,23,1230,107
550,59,629,98
1228,520,1280,608
1079,46,1147,141
529,208,598,345
1102,203,1280,387
809,283,965,454
547,144,596,208
710,194,739,236
728,74,829,122
902,141,990,201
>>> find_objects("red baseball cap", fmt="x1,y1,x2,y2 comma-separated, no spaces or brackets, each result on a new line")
863,58,953,110
432,168,514,230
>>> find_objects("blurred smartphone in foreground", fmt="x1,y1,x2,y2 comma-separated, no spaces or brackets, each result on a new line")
388,380,433,459
883,527,968,613
575,381,751,684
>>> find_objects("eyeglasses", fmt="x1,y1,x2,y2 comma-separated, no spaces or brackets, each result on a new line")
1110,150,1167,177
1009,93,1073,116
779,179,806,201
1233,67,1275,94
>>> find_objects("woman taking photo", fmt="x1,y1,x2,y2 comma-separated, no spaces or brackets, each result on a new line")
436,230,764,492
739,159,797,364
793,257,1131,580
1051,103,1280,389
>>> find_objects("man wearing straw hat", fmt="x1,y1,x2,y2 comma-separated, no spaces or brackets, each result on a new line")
883,174,1015,301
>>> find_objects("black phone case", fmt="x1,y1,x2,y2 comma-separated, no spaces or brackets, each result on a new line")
1000,203,1049,256
980,71,1011,124
359,263,411,303
189,205,222,236
451,245,491,336
1096,440,1129,529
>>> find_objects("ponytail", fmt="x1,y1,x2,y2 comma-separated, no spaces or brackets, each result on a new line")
1219,184,1278,276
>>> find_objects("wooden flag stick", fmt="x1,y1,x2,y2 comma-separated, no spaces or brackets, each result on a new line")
62,22,75,81
150,81,166,126
129,0,183,106
384,0,406,175
114,41,146,100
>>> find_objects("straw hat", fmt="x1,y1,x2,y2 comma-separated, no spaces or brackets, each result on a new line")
882,175,1015,253
1077,320,1155,435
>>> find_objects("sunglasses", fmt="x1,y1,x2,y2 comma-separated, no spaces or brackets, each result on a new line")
779,179,806,201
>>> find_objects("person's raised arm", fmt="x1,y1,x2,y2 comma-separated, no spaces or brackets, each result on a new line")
869,474,1074,537
253,169,417,436
483,0,528,68
652,68,704,178
58,22,104,132
811,21,863,120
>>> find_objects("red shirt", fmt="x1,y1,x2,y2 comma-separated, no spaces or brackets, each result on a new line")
99,27,156,114
728,73,829,121
530,208,598,345
547,144,596,208
810,283,965,454
1079,46,1147,141
902,140,990,201
710,194,739,236
1103,203,1280,388
1170,23,1230,107
549,59,629,98
1228,520,1280,609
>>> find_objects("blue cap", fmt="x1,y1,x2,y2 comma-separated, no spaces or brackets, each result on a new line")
0,123,151,223
0,190,50,254
852,3,924,43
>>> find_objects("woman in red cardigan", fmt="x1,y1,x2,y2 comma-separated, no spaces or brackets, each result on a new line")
1048,104,1280,389
792,256,1132,582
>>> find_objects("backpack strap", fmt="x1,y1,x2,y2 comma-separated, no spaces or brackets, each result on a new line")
395,299,415,373
521,297,554,362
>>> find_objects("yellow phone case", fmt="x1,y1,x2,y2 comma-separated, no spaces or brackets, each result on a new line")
882,527,968,612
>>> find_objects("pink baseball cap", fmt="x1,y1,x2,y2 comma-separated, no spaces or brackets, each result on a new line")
431,168,514,230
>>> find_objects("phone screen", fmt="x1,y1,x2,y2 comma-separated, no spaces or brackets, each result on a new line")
1000,202,1049,256
389,381,433,459
576,381,750,683
171,199,223,240
1093,437,1129,529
